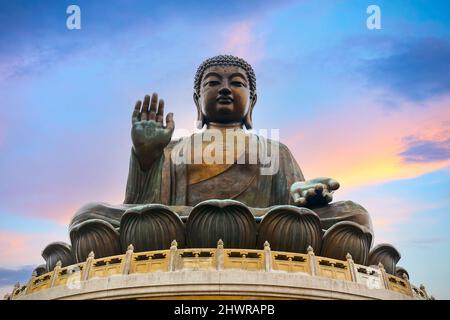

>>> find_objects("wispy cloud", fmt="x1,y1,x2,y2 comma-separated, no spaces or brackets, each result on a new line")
0,265,35,287
220,20,265,64
284,94,450,188
0,265,35,298
361,37,450,102
400,136,450,163
0,0,292,81
0,44,72,81
399,236,450,248
0,230,68,268
335,165,450,248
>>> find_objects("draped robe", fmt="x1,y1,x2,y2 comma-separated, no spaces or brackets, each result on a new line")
124,130,304,207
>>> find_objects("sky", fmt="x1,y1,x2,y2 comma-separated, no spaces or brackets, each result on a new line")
0,0,449,298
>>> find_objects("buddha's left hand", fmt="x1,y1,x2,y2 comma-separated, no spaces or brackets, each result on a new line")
290,177,340,208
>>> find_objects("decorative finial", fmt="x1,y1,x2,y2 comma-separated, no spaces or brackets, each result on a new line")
264,241,270,249
378,262,384,269
88,251,95,259
402,273,408,280
307,246,314,254
32,270,37,277
217,239,224,249
56,260,62,267
420,284,426,291
14,282,20,289
430,295,435,300
346,253,353,260
171,240,178,247
127,244,134,251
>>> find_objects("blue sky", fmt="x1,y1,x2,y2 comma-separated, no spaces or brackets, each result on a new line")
0,0,449,298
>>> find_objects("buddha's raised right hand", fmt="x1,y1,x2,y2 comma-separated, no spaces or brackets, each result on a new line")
131,93,175,170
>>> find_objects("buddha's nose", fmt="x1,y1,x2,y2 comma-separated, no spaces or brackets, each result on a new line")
218,86,232,96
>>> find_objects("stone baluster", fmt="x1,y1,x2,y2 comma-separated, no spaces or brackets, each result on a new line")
25,270,38,294
50,260,62,288
169,240,178,272
82,251,95,281
12,282,20,297
402,273,414,297
378,262,389,289
263,241,272,272
307,245,317,276
216,239,224,271
420,284,430,300
346,253,358,282
122,244,134,275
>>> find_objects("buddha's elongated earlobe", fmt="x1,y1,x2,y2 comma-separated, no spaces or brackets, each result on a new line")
244,94,257,130
193,92,205,129
244,110,253,129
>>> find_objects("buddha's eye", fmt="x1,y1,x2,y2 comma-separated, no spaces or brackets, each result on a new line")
207,80,220,86
231,81,245,87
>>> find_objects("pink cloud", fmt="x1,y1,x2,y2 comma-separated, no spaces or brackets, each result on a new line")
14,203,89,226
285,94,450,189
281,93,450,247
1,180,125,226
0,128,129,224
334,192,449,245
0,230,68,268
219,20,265,64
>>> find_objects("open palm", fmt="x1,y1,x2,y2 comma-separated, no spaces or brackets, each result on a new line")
131,93,174,169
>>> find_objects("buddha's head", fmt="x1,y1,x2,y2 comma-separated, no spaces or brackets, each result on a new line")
194,55,257,129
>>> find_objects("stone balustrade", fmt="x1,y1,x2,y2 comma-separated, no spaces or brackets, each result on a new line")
7,240,429,300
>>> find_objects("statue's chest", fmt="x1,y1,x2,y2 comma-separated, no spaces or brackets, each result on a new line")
186,136,252,185
182,132,263,205
186,163,259,206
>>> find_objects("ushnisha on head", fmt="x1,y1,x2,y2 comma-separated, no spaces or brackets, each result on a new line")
193,55,258,129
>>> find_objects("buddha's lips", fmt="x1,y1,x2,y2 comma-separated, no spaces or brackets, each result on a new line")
217,96,233,104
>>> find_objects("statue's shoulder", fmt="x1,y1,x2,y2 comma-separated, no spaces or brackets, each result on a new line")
249,132,291,152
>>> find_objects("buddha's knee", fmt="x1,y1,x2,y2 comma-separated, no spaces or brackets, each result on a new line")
313,200,373,235
368,243,401,275
69,202,125,262
314,201,374,265
41,242,76,272
257,205,323,253
321,221,372,265
69,202,125,230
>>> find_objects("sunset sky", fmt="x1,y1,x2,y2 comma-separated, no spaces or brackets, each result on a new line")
0,0,449,298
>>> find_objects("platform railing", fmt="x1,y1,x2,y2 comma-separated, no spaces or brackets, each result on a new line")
8,240,429,300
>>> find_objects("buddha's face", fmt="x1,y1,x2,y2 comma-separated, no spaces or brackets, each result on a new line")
195,65,255,126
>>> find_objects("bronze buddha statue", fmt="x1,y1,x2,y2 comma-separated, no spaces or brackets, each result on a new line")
42,55,400,275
